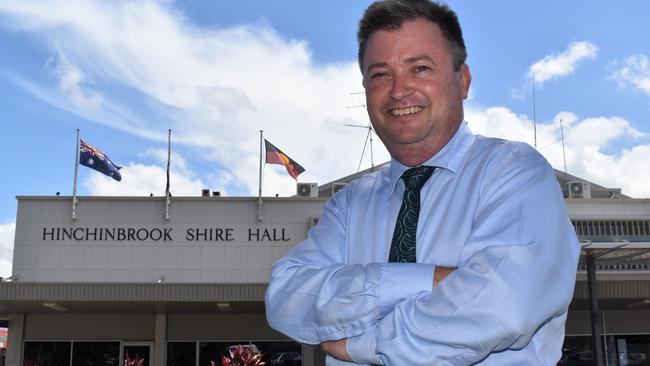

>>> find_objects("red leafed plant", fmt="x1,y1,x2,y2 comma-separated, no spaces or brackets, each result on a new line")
212,345,265,366
125,352,144,366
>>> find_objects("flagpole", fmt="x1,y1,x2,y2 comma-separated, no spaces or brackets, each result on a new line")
72,129,80,220
258,130,263,222
165,129,171,220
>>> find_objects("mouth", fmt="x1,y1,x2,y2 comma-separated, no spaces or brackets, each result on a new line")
388,106,423,117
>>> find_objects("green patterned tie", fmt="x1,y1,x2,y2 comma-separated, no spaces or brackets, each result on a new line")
388,166,435,263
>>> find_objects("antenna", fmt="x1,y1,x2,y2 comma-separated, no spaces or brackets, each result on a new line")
345,91,374,172
344,123,375,172
560,118,568,178
346,104,366,109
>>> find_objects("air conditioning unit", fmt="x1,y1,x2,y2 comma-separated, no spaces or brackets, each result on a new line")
568,181,591,199
332,182,348,196
309,217,320,228
297,183,318,198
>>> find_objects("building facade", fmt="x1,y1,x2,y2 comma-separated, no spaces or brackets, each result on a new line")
1,169,650,366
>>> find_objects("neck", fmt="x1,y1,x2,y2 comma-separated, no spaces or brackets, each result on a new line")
391,123,461,167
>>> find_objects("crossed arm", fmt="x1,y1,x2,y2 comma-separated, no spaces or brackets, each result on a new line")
265,158,580,364
320,266,456,361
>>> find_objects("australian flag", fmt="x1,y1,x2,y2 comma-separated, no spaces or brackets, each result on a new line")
79,139,122,181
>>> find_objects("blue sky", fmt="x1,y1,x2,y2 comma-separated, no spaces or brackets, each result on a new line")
1,0,650,276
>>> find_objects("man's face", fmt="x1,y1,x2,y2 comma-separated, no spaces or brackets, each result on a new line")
362,18,471,166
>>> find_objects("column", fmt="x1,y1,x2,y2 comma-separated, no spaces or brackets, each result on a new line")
153,314,167,366
5,314,24,366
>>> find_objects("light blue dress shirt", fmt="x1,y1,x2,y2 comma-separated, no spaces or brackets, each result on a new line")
265,122,580,365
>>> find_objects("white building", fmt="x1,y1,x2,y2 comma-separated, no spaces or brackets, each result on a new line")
1,167,650,366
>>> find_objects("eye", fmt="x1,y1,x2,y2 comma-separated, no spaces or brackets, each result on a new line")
414,65,432,73
370,71,389,80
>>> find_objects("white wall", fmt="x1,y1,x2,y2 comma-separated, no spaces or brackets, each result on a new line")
13,197,324,283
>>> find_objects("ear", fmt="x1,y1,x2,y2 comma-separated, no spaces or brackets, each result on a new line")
459,63,472,100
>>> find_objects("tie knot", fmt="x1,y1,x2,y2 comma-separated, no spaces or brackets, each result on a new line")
401,166,435,190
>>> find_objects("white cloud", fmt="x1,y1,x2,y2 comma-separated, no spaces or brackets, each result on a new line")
82,142,251,197
49,51,103,112
141,147,190,173
0,221,15,278
466,106,650,198
0,0,373,197
83,156,206,197
610,54,650,95
528,41,598,85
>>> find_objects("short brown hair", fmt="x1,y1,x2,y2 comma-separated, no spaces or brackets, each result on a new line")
357,0,467,71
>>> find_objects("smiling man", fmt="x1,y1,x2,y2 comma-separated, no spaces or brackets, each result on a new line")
265,1,580,365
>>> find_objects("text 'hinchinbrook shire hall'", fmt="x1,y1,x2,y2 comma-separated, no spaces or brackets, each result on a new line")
2,166,650,366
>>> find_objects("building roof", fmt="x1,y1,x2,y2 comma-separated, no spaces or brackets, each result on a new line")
318,161,628,199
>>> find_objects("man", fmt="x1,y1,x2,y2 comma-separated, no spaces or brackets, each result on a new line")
265,1,580,365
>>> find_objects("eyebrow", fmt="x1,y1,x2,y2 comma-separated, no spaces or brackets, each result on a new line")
364,55,436,75
405,55,436,65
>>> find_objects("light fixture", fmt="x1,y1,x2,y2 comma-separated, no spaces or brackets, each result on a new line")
43,302,67,312
157,276,165,284
216,302,232,312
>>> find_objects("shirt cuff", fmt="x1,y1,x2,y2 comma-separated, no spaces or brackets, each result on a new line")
346,327,382,365
378,263,435,317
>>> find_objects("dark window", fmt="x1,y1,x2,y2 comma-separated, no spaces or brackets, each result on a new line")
614,334,650,366
71,342,119,366
561,335,650,365
167,342,195,366
24,341,71,366
257,341,302,366
198,341,302,366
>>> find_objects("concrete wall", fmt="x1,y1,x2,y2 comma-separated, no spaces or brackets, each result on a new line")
566,198,650,219
13,197,324,283
566,310,650,335
24,314,155,340
167,314,287,341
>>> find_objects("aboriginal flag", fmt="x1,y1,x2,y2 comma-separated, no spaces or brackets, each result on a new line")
265,139,305,180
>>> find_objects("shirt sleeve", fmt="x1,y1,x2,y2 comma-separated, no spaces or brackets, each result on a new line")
346,154,581,365
265,183,436,345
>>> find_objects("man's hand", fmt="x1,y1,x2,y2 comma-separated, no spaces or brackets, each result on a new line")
320,339,351,362
434,266,456,288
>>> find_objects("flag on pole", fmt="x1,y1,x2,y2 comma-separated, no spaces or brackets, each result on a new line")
79,139,122,181
264,139,305,179
165,129,171,220
165,130,171,198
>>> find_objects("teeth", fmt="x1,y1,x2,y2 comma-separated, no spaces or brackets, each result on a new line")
390,106,423,116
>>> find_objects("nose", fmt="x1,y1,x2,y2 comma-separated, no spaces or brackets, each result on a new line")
389,72,414,100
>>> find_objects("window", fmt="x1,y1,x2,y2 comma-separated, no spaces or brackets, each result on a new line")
197,341,302,366
71,342,119,366
560,335,650,365
23,341,71,366
167,342,195,366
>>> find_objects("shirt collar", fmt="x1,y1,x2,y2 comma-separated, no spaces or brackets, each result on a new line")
388,121,476,194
